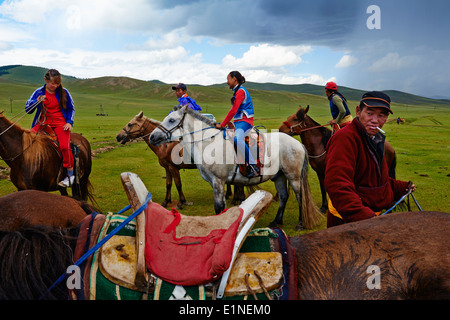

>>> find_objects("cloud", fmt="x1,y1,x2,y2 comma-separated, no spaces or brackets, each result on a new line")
222,44,311,69
368,52,420,72
335,55,358,68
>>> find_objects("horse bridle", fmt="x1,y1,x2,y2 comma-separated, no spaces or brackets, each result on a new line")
282,120,306,136
122,117,152,141
157,107,188,142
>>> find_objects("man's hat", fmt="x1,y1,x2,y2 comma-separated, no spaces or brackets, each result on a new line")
325,81,337,90
360,91,393,114
172,83,187,91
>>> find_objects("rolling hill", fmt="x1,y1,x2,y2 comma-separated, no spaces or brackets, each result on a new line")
1,64,449,107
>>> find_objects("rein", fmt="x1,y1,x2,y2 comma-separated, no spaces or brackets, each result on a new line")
158,108,221,144
283,120,332,135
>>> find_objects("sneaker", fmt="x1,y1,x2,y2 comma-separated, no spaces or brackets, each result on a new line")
58,175,75,188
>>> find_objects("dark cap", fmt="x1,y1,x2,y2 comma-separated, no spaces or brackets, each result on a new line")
172,83,187,91
360,91,393,114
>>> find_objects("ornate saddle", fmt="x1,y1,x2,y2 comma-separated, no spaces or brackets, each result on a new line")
95,172,284,299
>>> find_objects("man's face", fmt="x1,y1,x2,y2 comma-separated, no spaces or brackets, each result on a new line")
356,105,389,137
175,88,186,98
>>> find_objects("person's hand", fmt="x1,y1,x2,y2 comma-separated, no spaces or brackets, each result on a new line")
63,123,73,131
215,123,224,130
407,181,416,192
37,95,46,103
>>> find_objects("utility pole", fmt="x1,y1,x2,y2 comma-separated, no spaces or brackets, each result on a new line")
9,97,13,114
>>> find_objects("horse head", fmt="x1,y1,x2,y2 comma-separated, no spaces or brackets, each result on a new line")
279,105,310,136
117,111,162,144
149,105,187,146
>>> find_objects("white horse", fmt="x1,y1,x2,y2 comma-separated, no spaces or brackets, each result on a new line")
149,105,322,230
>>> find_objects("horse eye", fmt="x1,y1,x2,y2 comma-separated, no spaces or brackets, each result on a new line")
169,118,175,123
293,118,298,122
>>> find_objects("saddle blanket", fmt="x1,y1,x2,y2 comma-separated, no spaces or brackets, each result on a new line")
144,202,243,286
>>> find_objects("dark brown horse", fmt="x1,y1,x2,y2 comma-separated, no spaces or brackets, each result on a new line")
116,111,245,208
279,106,397,213
0,112,94,201
1,208,448,299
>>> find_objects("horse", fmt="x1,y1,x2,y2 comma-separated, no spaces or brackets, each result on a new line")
0,111,94,202
0,190,96,232
279,105,397,213
149,105,322,230
1,208,448,299
116,111,245,208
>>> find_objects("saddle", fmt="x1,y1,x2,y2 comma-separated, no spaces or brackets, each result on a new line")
33,125,80,184
95,172,283,299
225,123,265,178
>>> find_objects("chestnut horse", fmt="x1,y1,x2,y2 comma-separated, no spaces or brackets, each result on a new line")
1,208,448,299
279,106,397,213
0,190,95,232
0,112,94,201
116,111,245,208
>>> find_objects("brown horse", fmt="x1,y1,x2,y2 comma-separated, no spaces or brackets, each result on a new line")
1,208,448,299
116,111,245,208
0,112,94,201
0,190,95,232
279,106,397,213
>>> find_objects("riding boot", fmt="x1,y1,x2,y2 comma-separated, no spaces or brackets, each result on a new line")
246,164,260,178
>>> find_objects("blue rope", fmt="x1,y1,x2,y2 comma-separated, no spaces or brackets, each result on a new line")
39,192,152,299
381,189,412,215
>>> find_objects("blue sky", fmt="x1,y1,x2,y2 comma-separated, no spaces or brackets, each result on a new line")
0,0,449,98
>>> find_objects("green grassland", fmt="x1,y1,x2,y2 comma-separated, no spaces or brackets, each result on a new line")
0,65,449,236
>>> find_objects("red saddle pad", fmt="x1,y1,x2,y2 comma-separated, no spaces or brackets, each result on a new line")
144,202,243,286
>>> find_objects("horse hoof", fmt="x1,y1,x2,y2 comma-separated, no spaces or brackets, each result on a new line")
268,221,281,229
161,201,170,207
295,224,305,231
319,206,328,214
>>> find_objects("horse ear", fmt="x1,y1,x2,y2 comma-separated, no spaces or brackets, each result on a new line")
173,105,179,111
305,105,309,113
138,111,143,118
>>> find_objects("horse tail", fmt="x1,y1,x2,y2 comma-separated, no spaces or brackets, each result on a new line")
0,226,73,300
300,147,323,229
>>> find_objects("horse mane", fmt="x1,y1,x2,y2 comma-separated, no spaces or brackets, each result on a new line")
184,106,216,127
22,130,56,176
146,117,161,126
0,225,73,299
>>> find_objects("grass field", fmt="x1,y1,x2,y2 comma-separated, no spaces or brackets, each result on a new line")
1,70,449,236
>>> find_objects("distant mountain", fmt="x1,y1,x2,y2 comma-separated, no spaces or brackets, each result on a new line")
1,65,449,106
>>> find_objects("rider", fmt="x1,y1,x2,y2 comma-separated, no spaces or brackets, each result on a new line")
324,81,353,131
25,69,75,188
172,83,202,111
215,71,259,178
324,91,415,228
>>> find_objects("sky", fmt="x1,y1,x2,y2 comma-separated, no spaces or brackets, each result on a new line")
0,0,449,98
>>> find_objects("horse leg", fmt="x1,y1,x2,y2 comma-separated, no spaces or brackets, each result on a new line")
161,168,172,208
317,172,328,213
225,183,232,199
269,172,289,228
172,167,192,210
212,180,226,214
231,185,245,205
